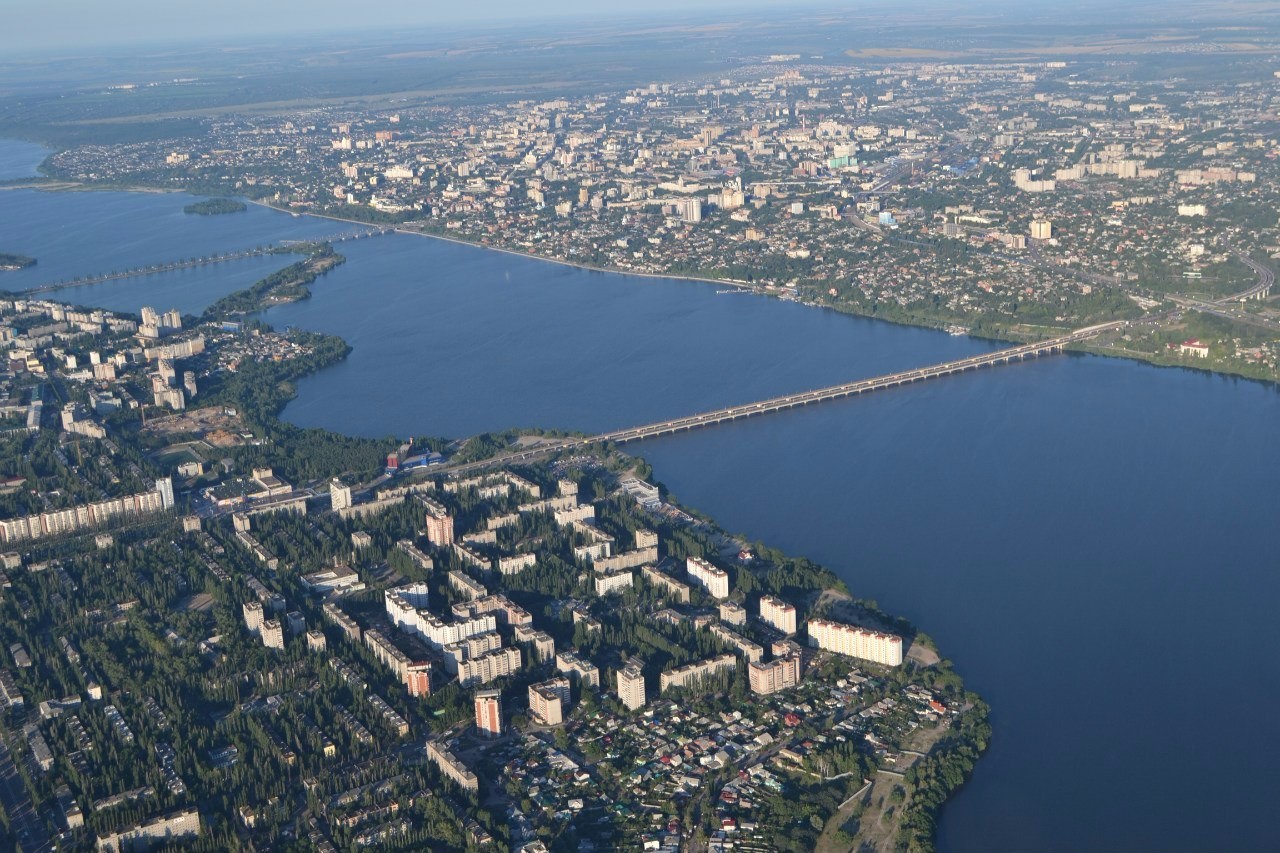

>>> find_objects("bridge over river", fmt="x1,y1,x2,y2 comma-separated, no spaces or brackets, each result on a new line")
441,320,1128,475
22,228,392,296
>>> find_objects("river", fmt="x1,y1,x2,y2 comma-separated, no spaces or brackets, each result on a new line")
1,140,1278,851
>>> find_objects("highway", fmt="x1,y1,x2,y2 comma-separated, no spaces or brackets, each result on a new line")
1225,252,1275,302
441,320,1127,475
1168,252,1278,332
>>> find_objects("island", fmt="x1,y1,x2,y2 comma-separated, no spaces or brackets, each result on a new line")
0,252,36,270
182,197,246,216
0,258,986,852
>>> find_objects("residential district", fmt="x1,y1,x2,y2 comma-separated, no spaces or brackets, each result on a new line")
0,289,987,852
36,53,1280,382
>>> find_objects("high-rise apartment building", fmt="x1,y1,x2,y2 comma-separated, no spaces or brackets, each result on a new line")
686,556,730,599
529,677,571,726
421,497,455,547
617,658,647,711
748,655,801,695
330,479,352,512
758,595,798,635
806,619,903,667
475,689,502,737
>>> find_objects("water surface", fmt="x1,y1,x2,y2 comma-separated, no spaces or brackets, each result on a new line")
4,151,1278,851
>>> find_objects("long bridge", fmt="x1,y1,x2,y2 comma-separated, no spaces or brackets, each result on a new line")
443,320,1128,475
23,228,392,296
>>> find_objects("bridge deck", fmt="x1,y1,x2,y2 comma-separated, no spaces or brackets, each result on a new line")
443,321,1127,474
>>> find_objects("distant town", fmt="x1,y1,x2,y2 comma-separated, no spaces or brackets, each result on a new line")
36,54,1280,382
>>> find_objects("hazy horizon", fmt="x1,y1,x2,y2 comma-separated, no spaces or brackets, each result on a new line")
13,0,834,54
8,0,1229,56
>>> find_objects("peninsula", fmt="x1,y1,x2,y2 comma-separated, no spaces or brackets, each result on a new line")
0,252,985,851
0,253,35,271
182,198,246,216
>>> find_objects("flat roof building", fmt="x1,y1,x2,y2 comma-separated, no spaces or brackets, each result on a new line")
758,595,798,635
617,658,647,711
475,689,502,738
687,556,730,599
748,655,801,695
529,677,571,726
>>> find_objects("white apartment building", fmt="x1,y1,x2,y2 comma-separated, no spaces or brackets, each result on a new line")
758,595,798,635
806,618,903,667
686,556,730,599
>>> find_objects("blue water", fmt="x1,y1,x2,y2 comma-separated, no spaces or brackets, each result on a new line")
0,188,358,315
263,235,1280,851
3,137,1278,850
0,139,51,180
636,358,1280,852
267,235,1002,436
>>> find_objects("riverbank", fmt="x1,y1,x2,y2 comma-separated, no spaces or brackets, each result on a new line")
22,178,1280,389
248,198,1280,389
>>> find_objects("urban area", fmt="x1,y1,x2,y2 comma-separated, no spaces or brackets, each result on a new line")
37,54,1280,382
0,272,987,853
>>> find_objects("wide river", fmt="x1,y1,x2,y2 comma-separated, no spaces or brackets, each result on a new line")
3,141,1279,851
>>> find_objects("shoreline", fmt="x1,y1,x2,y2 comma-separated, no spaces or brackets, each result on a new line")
18,179,1280,390
247,199,1280,391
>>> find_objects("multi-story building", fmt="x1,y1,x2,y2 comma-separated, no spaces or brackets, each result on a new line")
261,619,285,650
457,647,522,687
475,689,502,738
758,595,798,635
592,546,658,575
513,624,555,663
659,654,737,694
806,618,904,667
642,566,691,603
442,631,505,674
686,556,730,599
617,658,647,711
421,497,455,547
322,602,362,643
96,807,201,852
529,677,571,726
748,655,802,695
555,651,600,689
594,570,633,596
0,480,171,544
385,584,497,650
708,623,764,662
364,628,415,681
426,741,478,792
452,594,532,627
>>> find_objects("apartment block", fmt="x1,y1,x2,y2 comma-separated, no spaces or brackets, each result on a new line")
529,676,571,726
617,658,647,711
686,556,730,599
758,595,798,635
748,655,802,695
806,618,904,667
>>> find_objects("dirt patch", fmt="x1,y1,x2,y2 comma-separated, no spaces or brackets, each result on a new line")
180,592,215,612
142,406,246,445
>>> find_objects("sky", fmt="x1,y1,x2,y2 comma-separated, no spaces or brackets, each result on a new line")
11,0,825,53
